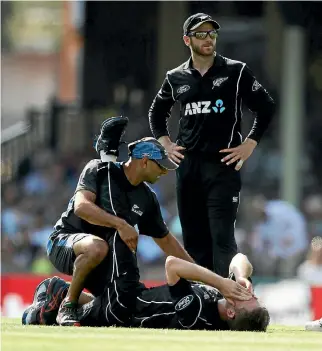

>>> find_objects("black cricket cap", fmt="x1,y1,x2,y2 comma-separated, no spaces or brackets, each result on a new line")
183,13,220,35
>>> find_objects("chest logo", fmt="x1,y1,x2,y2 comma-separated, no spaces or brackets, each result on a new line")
212,99,225,113
184,101,211,115
175,295,194,311
132,204,143,216
212,77,228,89
252,80,261,91
177,85,190,94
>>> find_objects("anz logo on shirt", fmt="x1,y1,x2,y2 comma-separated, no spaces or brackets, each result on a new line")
184,99,225,116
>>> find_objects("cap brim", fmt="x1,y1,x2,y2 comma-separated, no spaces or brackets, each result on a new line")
190,19,220,31
156,157,178,171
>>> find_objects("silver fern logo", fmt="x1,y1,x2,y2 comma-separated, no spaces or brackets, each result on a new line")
177,85,190,94
212,77,228,89
252,80,261,91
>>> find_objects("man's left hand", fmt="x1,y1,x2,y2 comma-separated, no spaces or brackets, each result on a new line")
236,277,254,294
219,138,258,171
219,278,253,306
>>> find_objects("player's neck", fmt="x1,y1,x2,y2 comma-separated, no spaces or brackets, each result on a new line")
217,299,229,321
191,52,215,76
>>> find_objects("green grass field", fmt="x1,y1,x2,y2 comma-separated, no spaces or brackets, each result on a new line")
1,318,321,351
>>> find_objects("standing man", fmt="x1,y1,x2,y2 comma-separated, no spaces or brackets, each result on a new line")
149,13,275,277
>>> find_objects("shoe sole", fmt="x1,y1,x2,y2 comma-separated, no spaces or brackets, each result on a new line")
40,276,66,325
305,325,322,331
60,321,81,327
95,117,129,154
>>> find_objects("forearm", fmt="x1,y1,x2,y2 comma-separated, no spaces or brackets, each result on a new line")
229,253,253,279
154,234,194,263
75,201,125,229
166,256,224,289
158,136,172,147
166,240,194,263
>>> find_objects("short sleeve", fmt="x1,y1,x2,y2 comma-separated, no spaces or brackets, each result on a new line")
75,160,99,194
137,190,169,238
169,278,202,329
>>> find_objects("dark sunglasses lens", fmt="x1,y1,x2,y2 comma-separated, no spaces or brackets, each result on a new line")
209,31,218,39
195,32,207,40
194,31,218,40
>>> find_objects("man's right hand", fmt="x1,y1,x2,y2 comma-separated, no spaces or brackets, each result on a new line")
117,221,139,252
219,278,253,306
164,142,185,164
158,136,185,164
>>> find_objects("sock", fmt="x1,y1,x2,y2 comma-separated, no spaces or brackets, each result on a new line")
63,300,78,309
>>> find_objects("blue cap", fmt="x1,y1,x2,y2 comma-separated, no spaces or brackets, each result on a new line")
128,137,178,170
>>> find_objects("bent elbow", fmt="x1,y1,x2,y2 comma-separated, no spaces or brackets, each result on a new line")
74,202,86,218
232,253,247,260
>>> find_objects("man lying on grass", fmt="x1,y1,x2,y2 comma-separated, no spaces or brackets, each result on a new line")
23,242,268,331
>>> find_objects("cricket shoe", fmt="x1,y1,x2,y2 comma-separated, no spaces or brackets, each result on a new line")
94,116,129,157
22,278,51,325
305,318,322,332
56,298,80,327
33,278,51,304
40,276,69,325
22,302,44,325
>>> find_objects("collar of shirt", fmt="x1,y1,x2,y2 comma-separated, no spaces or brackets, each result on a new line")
182,53,225,76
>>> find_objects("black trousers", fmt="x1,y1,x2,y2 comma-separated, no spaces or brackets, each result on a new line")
176,152,241,277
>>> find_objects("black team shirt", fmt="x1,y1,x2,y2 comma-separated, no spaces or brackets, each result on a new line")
52,160,169,241
149,54,275,158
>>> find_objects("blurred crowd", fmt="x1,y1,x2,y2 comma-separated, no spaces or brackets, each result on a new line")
1,149,90,274
2,143,322,281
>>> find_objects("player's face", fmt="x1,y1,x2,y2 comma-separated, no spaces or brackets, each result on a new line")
183,22,217,57
143,159,168,184
235,297,260,311
226,297,260,319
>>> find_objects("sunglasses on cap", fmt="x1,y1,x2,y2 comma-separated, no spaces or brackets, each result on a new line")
187,30,218,40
